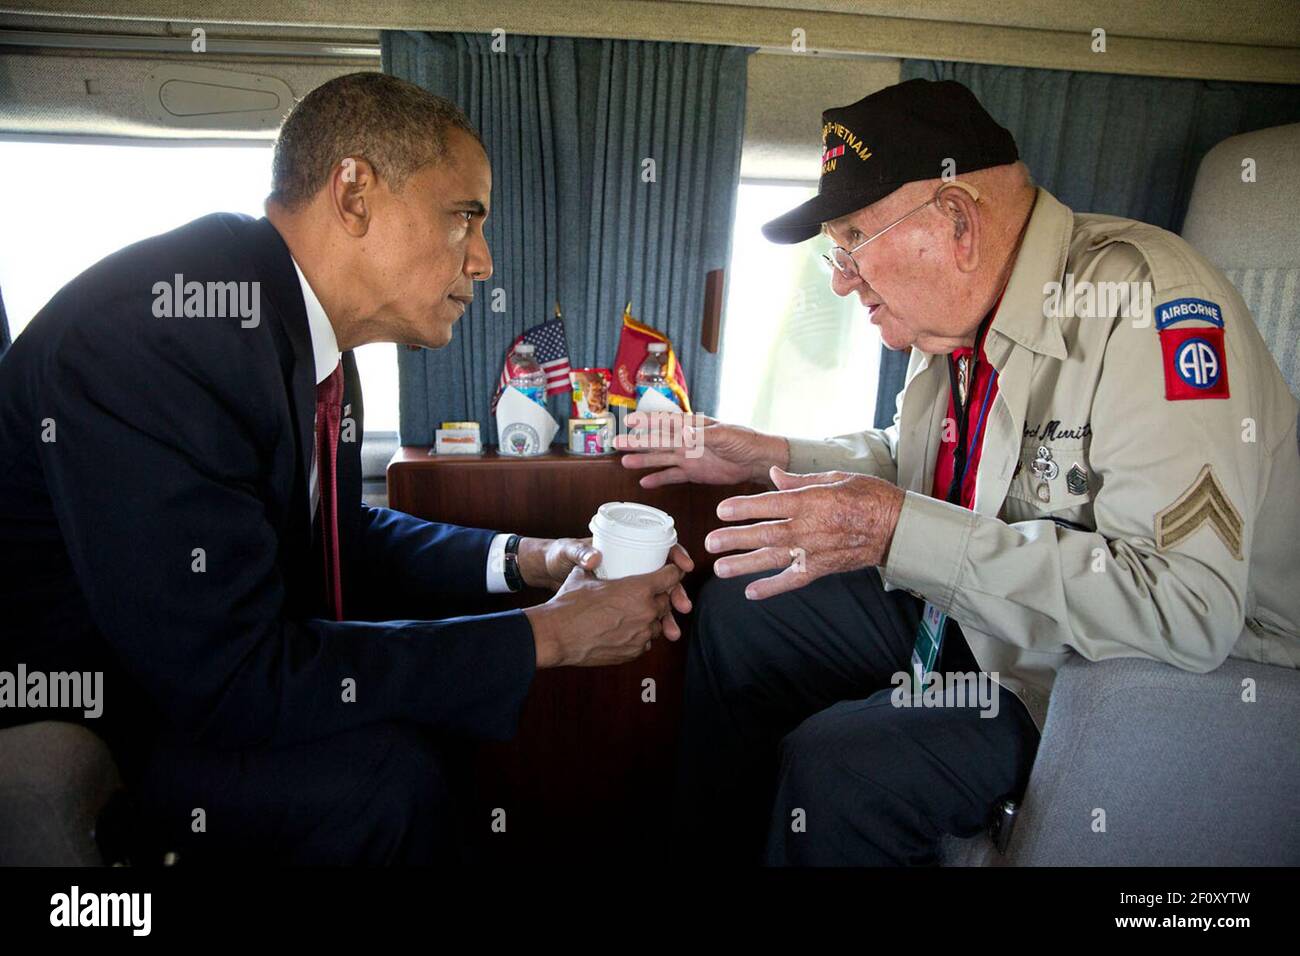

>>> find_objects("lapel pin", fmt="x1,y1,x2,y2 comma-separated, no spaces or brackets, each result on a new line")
1030,445,1059,481
1030,445,1058,504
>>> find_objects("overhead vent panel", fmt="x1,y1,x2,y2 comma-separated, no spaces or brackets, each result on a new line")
143,65,292,131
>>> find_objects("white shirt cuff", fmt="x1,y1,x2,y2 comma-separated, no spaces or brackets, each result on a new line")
486,533,513,593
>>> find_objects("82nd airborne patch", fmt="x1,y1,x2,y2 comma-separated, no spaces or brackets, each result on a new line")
1155,297,1231,401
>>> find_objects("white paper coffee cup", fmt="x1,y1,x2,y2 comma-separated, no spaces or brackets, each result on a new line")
588,502,677,580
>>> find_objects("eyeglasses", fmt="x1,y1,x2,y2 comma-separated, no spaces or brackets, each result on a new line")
821,181,982,280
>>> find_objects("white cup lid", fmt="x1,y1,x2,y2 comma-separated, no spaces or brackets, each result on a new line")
590,501,676,547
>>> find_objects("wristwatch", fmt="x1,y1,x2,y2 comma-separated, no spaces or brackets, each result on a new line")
502,534,526,592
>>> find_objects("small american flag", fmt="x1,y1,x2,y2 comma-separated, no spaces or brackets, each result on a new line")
492,316,571,412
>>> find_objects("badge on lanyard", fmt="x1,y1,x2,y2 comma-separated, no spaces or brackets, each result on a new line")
917,307,996,689
911,601,948,690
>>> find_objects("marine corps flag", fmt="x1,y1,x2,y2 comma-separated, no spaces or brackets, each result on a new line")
608,303,692,412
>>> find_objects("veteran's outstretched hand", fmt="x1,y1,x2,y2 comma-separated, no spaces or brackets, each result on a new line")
705,467,905,601
614,412,791,489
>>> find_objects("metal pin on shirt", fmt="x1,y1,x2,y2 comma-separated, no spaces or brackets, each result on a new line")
956,355,972,407
1067,463,1089,496
1030,445,1058,503
1030,445,1059,480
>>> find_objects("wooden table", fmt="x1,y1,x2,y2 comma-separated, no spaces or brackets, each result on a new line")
387,446,762,862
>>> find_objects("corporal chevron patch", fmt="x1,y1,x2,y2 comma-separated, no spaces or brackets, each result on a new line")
1154,464,1244,560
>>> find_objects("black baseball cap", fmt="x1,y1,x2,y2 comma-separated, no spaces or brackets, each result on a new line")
761,78,1019,244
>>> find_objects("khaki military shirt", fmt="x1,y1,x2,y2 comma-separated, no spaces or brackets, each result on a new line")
786,187,1300,731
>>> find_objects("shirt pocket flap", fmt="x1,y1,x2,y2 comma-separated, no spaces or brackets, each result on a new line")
1006,438,1094,514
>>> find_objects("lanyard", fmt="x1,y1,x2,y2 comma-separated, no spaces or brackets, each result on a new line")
944,314,998,506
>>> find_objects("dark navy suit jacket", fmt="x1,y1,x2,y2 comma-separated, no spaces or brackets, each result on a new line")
0,214,535,753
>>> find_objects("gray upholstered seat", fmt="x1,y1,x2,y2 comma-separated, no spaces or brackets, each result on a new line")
945,121,1300,867
0,721,122,865
1003,656,1300,864
1182,122,1300,399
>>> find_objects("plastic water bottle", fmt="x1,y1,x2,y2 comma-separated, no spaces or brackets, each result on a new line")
508,343,547,406
635,343,677,407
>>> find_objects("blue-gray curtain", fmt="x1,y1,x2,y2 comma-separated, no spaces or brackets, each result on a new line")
382,32,751,445
873,60,1300,427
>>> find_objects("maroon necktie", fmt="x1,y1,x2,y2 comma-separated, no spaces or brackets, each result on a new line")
315,361,344,620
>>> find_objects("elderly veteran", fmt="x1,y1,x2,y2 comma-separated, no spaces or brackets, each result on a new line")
616,78,1300,865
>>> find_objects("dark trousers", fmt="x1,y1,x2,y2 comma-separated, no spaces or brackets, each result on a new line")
673,568,1040,865
117,721,471,865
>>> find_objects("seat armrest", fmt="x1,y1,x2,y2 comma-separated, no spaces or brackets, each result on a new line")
1005,656,1300,865
0,721,124,866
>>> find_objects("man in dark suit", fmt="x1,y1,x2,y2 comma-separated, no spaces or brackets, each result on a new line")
0,72,690,864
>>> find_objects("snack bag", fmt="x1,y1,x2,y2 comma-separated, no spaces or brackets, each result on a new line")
569,368,613,418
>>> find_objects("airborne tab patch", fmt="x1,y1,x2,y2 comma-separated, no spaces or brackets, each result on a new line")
1154,464,1244,560
1155,297,1224,330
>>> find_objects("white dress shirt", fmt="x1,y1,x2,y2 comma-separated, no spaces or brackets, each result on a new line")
290,257,512,594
